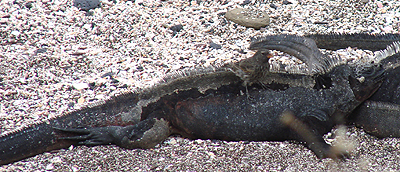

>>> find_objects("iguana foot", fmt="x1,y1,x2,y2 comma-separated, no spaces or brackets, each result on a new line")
55,126,121,146
56,118,171,149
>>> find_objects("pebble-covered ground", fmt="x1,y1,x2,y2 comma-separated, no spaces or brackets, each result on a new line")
1,0,400,171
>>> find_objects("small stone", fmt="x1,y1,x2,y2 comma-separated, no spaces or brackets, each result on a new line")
168,138,177,145
282,0,293,5
95,94,105,100
71,166,80,172
72,82,89,90
25,2,33,9
169,24,183,32
195,139,204,144
0,18,8,24
77,97,85,104
11,30,21,36
35,48,47,54
209,42,222,49
270,3,278,9
51,157,62,163
45,164,54,170
206,151,215,158
225,8,270,29
169,24,183,36
240,0,251,5
73,0,100,10
376,1,383,8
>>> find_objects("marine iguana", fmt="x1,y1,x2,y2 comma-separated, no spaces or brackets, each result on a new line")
304,33,400,138
0,35,385,165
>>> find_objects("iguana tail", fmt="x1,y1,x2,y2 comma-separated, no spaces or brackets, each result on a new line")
0,66,241,165
0,93,141,165
249,34,344,75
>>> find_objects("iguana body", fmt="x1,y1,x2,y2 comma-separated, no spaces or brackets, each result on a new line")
0,34,389,165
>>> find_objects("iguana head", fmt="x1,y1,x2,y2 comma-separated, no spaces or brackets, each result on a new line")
348,63,385,102
348,41,400,102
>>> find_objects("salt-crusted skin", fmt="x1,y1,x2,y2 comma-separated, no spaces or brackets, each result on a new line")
0,35,385,165
305,33,400,138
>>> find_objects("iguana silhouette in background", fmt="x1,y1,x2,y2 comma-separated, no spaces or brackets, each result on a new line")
0,34,396,165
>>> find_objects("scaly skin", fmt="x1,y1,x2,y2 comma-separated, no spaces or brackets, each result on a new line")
305,33,400,51
0,92,144,165
0,35,386,165
351,52,400,138
0,66,241,165
306,33,400,138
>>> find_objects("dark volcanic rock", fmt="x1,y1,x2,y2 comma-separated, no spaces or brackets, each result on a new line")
73,0,100,10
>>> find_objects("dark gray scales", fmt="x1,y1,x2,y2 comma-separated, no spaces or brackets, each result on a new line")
305,33,400,51
305,33,400,138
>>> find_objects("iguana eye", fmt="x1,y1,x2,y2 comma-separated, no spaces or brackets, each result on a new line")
361,67,377,77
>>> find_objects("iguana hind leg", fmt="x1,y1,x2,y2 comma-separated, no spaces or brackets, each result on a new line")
58,118,171,149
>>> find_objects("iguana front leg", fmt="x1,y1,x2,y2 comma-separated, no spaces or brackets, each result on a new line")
281,111,348,160
57,118,171,149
